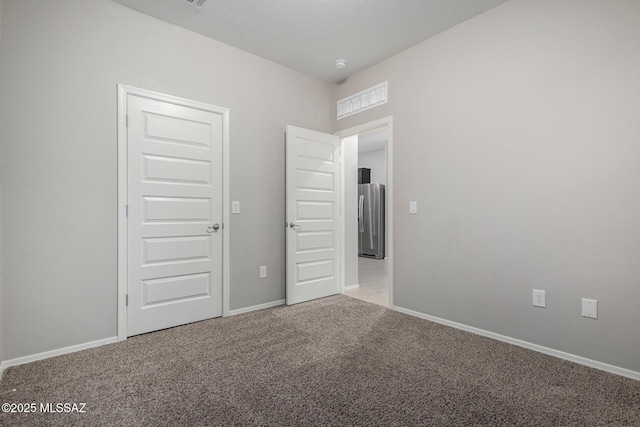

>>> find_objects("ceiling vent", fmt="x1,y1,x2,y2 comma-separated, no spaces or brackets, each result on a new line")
337,82,388,120
181,0,210,9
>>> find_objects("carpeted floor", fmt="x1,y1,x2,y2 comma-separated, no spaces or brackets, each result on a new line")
1,295,638,426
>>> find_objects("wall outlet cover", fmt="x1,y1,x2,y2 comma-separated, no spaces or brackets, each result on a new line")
582,298,598,319
533,289,546,308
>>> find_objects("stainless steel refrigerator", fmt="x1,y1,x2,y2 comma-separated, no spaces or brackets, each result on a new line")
358,183,385,259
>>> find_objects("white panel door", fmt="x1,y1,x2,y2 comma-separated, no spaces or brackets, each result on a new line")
127,94,223,336
286,126,341,305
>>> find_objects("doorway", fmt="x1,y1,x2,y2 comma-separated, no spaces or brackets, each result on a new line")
337,117,393,309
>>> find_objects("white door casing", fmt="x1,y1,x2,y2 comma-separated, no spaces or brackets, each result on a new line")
286,126,341,305
336,116,393,308
121,88,226,337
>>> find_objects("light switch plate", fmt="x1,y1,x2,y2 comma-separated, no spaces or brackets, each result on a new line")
409,201,418,214
232,201,240,214
582,298,597,319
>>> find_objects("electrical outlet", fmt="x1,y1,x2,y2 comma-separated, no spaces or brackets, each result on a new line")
259,266,267,279
532,289,546,308
582,298,597,319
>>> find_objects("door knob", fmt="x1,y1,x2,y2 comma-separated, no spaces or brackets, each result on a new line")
289,222,301,231
207,224,220,233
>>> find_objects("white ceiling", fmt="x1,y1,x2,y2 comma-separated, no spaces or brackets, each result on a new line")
112,0,508,83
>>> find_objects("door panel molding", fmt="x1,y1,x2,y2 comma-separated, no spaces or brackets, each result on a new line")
117,84,230,341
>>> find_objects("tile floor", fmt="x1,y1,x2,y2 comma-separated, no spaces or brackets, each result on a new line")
345,257,389,307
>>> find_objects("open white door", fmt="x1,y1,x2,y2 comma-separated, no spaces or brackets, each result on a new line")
126,93,223,336
286,126,341,305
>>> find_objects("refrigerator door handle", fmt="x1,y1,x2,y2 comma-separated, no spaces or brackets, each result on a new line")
358,195,365,232
371,187,377,237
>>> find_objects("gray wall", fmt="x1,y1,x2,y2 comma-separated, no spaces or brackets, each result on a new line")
2,0,639,375
0,0,332,359
335,0,640,372
358,149,386,185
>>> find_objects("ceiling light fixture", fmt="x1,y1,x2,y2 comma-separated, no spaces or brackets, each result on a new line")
335,59,347,69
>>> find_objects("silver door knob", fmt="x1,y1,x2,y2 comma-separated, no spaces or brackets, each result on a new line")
289,222,300,231
207,224,220,233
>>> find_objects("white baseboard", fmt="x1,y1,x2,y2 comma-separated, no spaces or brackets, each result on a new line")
345,284,360,291
1,337,118,373
392,305,640,381
228,299,285,316
2,301,285,373
5,305,635,382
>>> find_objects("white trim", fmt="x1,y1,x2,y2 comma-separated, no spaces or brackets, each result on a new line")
1,337,118,371
393,306,640,381
228,300,285,316
221,105,231,317
117,85,128,340
345,284,360,291
338,135,355,294
117,84,230,341
336,116,394,308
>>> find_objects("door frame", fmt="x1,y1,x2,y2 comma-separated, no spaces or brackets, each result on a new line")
336,116,394,308
116,84,231,341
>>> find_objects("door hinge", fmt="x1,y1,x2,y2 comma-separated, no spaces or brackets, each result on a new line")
126,294,129,306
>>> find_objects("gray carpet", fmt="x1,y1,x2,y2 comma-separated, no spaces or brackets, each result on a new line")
1,295,638,426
